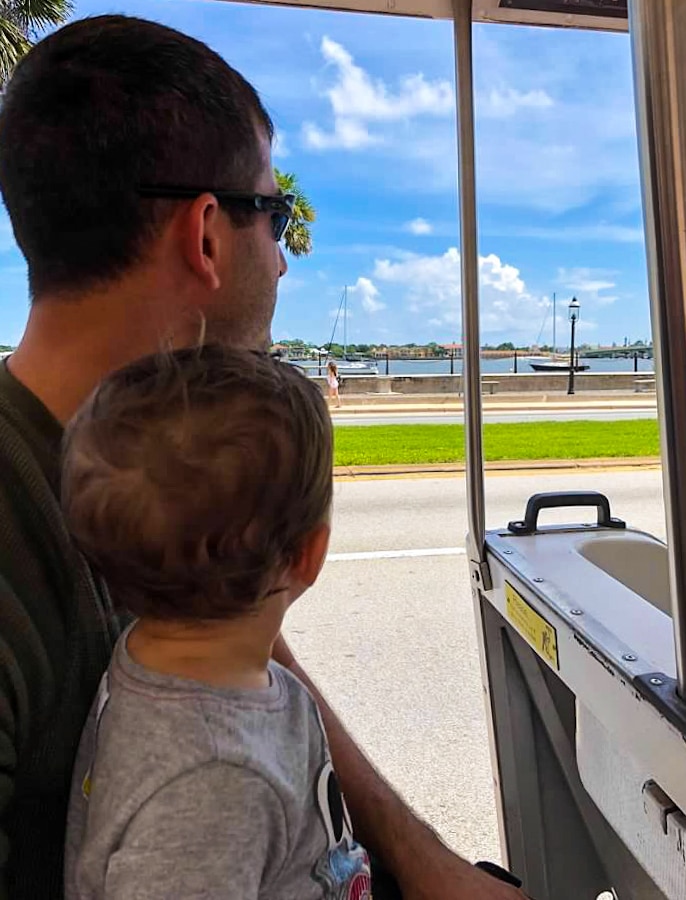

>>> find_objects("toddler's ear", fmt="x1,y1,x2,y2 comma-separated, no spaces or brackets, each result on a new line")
291,523,331,589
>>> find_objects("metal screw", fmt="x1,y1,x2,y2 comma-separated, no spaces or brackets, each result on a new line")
503,549,513,555
570,609,584,616
650,677,664,687
533,577,544,583
622,654,637,662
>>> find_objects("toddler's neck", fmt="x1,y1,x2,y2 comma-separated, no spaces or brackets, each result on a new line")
126,611,283,690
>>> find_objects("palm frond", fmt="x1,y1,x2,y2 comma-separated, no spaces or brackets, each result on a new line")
0,16,30,85
1,0,71,33
285,222,313,257
0,0,71,84
275,167,317,258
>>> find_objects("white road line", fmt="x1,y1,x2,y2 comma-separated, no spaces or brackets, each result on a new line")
327,547,466,562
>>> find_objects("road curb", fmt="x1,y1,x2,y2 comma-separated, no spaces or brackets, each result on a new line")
330,403,657,416
333,457,662,479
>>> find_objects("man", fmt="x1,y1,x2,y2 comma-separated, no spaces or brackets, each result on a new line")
0,15,521,899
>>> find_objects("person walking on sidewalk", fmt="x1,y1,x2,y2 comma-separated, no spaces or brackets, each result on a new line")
327,360,342,407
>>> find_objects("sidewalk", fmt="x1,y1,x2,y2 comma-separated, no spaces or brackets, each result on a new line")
330,390,657,416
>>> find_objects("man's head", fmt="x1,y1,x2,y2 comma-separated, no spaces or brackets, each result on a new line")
62,346,333,621
0,15,288,348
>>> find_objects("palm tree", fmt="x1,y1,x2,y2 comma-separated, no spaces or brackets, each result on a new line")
1,0,72,86
275,168,316,258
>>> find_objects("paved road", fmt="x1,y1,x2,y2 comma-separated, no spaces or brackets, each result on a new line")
333,408,657,426
284,469,666,866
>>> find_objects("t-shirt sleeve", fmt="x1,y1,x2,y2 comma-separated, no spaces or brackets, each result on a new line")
102,762,288,900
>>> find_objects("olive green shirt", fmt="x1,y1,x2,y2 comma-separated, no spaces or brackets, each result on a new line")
0,361,120,899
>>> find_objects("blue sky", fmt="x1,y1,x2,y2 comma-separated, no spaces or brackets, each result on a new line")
0,0,649,348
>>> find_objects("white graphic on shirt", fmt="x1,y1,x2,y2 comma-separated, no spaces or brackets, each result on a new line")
81,671,110,800
311,760,372,899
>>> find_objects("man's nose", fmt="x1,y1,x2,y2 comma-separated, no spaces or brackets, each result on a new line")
278,246,288,278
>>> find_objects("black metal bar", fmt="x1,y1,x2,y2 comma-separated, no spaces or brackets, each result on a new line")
568,315,577,395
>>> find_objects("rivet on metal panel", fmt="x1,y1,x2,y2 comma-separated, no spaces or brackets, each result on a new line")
503,549,513,555
533,577,544,583
622,654,638,662
650,677,664,686
571,609,584,616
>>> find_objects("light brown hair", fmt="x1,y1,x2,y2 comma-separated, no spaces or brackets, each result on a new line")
62,346,333,620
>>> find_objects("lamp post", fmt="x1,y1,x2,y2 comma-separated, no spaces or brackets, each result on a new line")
567,296,580,395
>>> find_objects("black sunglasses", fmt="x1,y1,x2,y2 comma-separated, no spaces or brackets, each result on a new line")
137,185,295,242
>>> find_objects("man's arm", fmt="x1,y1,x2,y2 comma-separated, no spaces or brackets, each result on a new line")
273,635,522,900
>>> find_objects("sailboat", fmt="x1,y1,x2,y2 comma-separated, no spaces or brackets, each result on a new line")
284,286,379,377
326,286,379,376
526,293,590,373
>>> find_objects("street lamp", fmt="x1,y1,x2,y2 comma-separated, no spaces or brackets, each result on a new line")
568,296,580,395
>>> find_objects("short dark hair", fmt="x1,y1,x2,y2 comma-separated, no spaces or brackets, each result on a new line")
0,15,274,297
62,346,333,621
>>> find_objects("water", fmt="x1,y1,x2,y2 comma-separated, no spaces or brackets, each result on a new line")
378,356,654,376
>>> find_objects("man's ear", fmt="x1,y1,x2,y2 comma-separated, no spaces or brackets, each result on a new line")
291,523,331,589
177,193,223,291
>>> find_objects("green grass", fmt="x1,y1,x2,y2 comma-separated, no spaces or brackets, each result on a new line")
333,420,661,467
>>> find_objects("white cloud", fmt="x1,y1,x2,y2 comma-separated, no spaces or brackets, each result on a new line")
483,223,644,244
348,276,386,314
273,131,290,159
303,119,378,151
352,32,642,216
0,218,17,254
372,247,542,340
481,87,554,119
303,37,453,151
557,267,619,305
321,37,452,121
276,276,306,295
329,307,353,319
405,218,433,236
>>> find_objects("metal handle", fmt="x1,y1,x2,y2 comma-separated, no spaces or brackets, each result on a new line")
507,491,626,536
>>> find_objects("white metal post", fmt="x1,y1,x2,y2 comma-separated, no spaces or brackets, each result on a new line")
451,0,490,589
629,0,686,697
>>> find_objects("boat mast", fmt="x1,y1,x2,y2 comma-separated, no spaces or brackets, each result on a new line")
343,285,348,358
552,292,556,357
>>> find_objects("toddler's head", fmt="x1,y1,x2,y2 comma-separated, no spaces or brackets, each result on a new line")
62,345,333,621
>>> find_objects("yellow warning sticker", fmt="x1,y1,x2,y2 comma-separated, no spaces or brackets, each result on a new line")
505,582,559,671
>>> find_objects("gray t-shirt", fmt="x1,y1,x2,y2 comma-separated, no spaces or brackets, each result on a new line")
65,630,372,900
